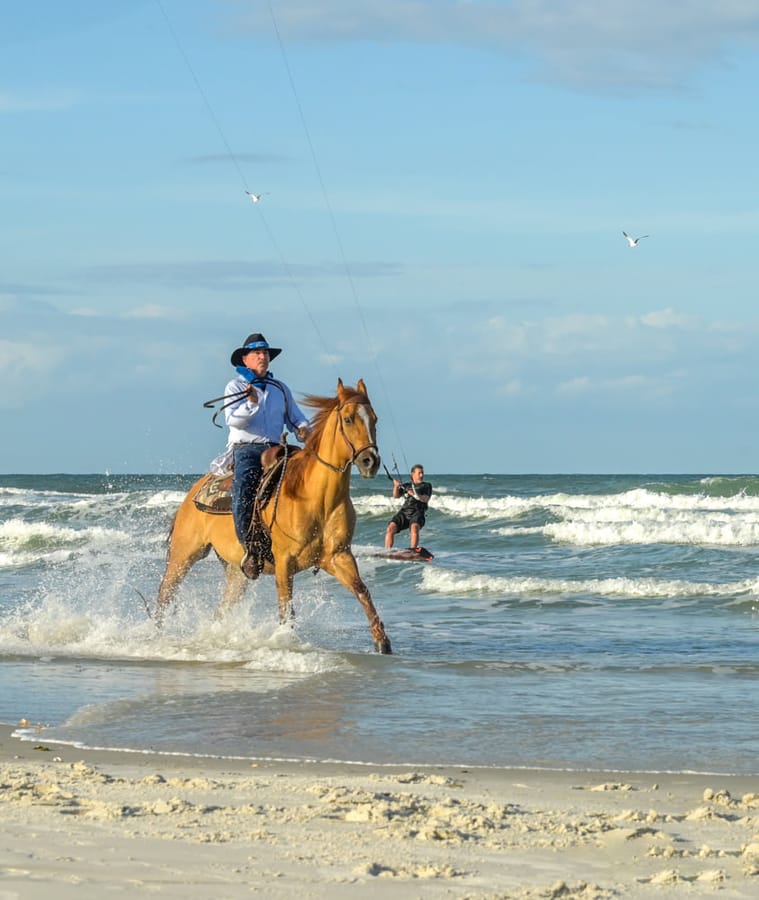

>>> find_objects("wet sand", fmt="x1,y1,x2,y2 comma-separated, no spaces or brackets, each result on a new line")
2,723,759,898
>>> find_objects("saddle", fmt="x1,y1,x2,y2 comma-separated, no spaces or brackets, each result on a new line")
192,472,233,514
192,444,297,514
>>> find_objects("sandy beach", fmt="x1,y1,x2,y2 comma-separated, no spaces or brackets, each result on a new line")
2,725,759,898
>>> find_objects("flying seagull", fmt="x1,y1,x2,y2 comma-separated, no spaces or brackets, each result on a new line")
622,230,649,248
245,191,269,203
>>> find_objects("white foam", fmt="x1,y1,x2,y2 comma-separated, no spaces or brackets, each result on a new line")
0,518,131,553
0,592,344,671
543,511,759,547
242,644,346,675
141,490,186,509
423,487,759,523
430,493,536,519
472,489,759,547
352,495,399,516
420,566,758,600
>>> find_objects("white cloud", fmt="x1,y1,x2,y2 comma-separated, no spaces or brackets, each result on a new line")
639,308,697,329
0,340,68,408
122,305,181,320
441,305,759,408
224,0,759,90
0,89,79,112
0,340,37,371
557,372,673,396
557,375,591,394
69,305,181,320
496,377,523,397
80,260,400,291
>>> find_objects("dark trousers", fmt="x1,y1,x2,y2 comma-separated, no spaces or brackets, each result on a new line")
232,443,270,545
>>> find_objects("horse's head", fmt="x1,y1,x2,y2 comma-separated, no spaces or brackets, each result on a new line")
336,378,380,478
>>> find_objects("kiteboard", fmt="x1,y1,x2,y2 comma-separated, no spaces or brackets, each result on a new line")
375,547,434,562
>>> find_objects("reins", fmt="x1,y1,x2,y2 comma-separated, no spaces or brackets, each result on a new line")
203,378,296,429
203,387,248,427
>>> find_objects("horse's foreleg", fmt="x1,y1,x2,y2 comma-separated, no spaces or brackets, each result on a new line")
215,563,248,619
326,551,391,654
273,558,297,625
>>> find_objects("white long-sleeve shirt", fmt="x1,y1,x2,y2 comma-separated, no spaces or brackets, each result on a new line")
223,373,309,447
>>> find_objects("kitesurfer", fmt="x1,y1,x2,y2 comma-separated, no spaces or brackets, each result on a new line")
384,464,432,552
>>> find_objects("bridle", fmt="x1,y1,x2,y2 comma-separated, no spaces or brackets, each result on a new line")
311,399,379,474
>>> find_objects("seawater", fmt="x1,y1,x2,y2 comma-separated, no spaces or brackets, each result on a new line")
1,472,758,774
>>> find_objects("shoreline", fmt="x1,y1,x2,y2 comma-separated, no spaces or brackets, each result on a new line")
9,721,759,780
3,724,759,898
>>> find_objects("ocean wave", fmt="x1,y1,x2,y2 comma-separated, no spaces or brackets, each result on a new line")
698,475,759,495
488,525,544,537
0,487,98,510
543,516,759,547
0,489,183,540
141,490,187,509
419,566,757,600
488,506,759,546
0,518,132,553
363,487,759,523
353,495,397,516
355,492,548,519
593,487,759,512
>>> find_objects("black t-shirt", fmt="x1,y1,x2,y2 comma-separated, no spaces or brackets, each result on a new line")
399,481,432,515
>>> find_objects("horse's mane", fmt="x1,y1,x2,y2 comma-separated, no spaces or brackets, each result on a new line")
284,385,369,497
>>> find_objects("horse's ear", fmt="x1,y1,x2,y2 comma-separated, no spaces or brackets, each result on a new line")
357,378,368,397
336,378,346,400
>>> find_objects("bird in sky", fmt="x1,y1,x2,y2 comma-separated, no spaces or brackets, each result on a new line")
245,191,269,203
622,230,649,248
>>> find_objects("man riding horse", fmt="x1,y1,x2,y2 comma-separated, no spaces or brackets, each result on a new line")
222,332,310,576
156,368,391,652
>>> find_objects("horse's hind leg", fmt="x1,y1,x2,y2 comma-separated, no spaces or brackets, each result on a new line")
325,550,391,654
154,543,211,626
215,562,248,619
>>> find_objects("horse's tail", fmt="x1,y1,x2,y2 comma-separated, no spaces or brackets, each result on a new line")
134,586,155,621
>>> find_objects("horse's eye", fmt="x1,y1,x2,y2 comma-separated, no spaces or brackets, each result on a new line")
343,415,353,425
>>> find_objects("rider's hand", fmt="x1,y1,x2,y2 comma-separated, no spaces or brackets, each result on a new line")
296,425,310,443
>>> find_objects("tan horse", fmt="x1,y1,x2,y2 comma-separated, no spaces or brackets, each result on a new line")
154,378,391,653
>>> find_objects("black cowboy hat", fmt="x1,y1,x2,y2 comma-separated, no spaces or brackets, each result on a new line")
230,333,282,367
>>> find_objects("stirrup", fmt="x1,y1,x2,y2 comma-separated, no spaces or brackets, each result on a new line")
241,549,261,580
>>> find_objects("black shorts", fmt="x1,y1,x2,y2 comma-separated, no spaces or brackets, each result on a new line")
390,509,426,533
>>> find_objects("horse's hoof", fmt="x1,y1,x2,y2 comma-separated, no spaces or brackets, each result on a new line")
376,637,392,655
278,607,296,625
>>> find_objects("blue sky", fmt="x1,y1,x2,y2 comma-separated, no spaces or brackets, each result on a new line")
3,0,759,474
